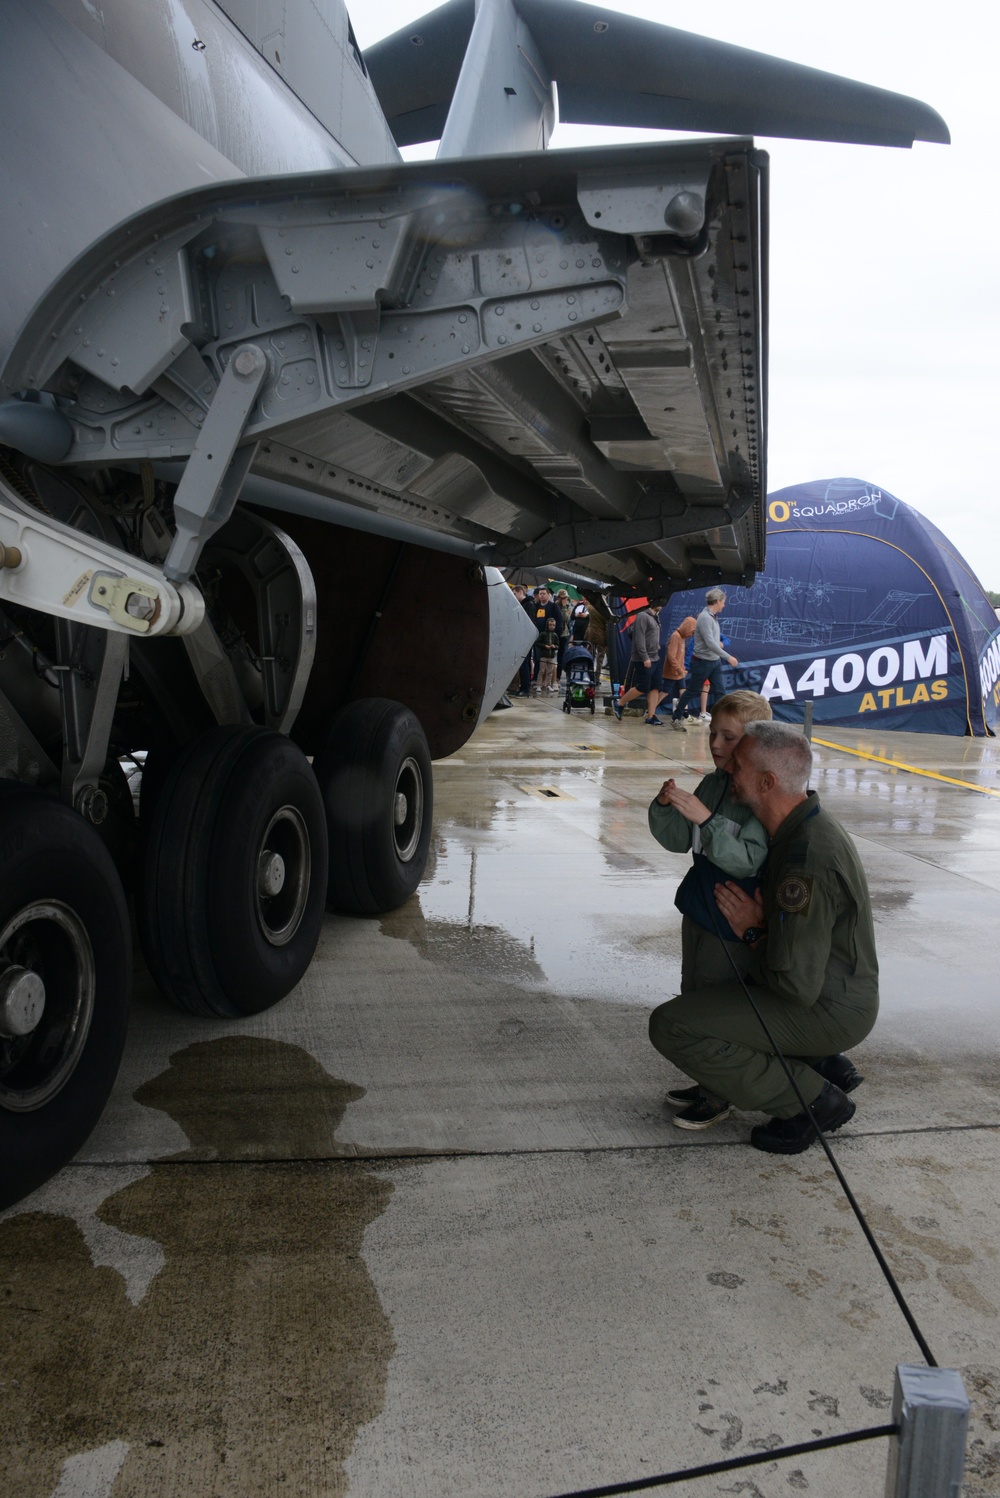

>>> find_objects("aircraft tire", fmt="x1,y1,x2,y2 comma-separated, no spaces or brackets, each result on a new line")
138,726,328,1018
315,698,433,915
0,786,131,1209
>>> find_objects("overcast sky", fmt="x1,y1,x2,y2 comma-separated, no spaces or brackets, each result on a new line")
354,0,998,586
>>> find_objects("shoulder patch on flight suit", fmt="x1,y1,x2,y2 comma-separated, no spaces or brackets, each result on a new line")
776,874,812,913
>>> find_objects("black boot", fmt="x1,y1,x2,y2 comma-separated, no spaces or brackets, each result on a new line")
750,1081,856,1155
812,1053,864,1093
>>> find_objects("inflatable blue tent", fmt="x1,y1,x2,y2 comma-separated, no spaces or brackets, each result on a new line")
660,479,1000,736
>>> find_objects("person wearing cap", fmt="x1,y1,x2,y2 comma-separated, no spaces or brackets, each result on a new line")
554,589,573,681
648,721,877,1154
529,586,562,694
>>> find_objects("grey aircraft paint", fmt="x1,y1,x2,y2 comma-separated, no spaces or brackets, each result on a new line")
0,0,946,1206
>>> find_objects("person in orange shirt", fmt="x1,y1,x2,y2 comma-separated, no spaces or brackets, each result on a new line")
665,615,697,730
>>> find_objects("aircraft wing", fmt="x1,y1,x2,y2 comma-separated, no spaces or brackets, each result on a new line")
365,0,949,149
1,138,766,591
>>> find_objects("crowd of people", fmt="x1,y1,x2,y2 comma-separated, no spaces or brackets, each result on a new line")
510,583,606,698
508,581,740,728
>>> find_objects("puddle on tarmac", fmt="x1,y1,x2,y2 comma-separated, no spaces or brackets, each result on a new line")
0,1037,394,1497
380,889,546,986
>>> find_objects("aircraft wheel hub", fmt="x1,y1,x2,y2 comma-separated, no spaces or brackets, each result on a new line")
257,849,287,899
0,964,46,1038
254,807,310,947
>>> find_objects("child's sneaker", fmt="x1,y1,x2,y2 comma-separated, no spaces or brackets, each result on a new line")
672,1097,733,1131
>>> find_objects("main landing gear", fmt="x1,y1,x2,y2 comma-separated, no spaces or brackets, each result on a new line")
0,475,438,1206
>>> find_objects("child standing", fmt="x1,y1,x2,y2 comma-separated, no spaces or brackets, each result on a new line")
537,616,560,693
664,614,697,728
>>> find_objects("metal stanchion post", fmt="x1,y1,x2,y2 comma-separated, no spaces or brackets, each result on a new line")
802,700,814,742
884,1365,969,1498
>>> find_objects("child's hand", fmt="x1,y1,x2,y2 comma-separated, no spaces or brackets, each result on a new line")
663,784,711,825
655,778,676,805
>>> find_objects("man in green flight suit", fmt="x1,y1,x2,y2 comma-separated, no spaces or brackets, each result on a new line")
648,720,879,1154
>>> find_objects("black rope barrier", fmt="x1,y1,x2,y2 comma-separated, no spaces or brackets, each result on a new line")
547,1423,899,1498
546,767,938,1498
702,875,938,1367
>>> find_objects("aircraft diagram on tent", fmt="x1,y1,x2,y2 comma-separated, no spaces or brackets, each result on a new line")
660,479,1000,737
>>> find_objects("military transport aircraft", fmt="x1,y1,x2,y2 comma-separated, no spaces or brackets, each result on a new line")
0,0,946,1206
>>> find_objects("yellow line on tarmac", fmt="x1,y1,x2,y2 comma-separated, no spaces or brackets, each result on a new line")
812,737,1000,798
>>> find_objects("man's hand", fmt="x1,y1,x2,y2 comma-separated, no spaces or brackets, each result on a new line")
643,658,652,668
662,783,712,825
714,880,765,940
728,654,739,666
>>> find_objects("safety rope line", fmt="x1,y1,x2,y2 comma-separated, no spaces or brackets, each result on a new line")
721,952,934,1366
704,895,938,1368
550,788,941,1498
547,1424,899,1498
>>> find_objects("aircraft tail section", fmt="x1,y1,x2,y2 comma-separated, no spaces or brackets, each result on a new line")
365,0,948,150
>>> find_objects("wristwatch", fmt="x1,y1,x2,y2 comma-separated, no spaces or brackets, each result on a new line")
741,925,766,946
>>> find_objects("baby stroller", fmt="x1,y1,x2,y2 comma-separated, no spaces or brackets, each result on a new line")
562,650,597,714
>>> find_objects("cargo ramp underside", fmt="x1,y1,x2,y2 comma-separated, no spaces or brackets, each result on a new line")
2,139,766,594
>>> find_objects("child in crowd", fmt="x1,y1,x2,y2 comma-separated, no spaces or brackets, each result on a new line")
648,689,772,1127
663,614,696,728
536,616,560,693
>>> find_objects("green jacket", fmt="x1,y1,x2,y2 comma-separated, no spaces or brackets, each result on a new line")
751,791,879,1011
648,768,768,877
648,769,768,939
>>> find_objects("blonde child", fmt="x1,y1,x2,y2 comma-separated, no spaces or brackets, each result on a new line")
648,690,773,1127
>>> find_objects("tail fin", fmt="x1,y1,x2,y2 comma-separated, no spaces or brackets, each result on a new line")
364,0,947,150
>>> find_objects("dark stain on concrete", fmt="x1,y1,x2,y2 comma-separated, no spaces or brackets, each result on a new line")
964,1364,1000,1496
136,1034,366,1161
0,1036,394,1496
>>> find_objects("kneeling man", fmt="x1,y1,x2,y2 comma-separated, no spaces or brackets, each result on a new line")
649,721,878,1154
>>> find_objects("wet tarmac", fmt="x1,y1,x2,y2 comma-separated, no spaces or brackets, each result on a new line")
3,698,1000,1497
